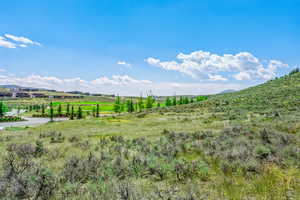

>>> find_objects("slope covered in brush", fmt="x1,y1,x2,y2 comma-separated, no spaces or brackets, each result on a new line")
209,72,300,112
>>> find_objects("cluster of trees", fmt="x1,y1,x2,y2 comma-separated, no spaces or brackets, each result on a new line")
113,96,156,113
26,104,44,112
165,96,207,107
113,95,207,113
32,95,208,120
48,103,87,121
31,102,103,121
0,101,23,122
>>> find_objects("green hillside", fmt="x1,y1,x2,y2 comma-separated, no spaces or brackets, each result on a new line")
163,71,299,112
0,72,299,199
210,71,300,111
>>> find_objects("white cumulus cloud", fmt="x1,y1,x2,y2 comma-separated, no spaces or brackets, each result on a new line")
234,72,251,81
4,34,41,46
117,61,132,68
146,50,289,81
0,36,17,48
0,34,41,48
208,74,227,81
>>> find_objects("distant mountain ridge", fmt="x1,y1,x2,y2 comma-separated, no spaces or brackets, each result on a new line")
0,85,24,89
219,89,237,94
0,85,47,91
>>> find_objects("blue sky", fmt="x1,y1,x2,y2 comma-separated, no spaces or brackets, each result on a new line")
0,0,299,95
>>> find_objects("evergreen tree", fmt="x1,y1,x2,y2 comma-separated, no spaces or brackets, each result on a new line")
126,98,134,113
70,106,74,120
113,95,121,113
0,101,5,118
35,105,39,112
165,97,172,107
157,102,161,108
41,104,45,115
184,97,189,104
179,96,184,105
92,107,96,117
146,96,154,109
126,99,131,112
96,104,100,117
172,96,177,106
120,100,125,113
138,96,144,112
131,98,134,112
77,106,83,119
190,98,194,103
58,104,62,117
49,102,54,122
66,104,70,116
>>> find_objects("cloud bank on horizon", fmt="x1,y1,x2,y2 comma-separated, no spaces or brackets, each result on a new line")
0,72,248,96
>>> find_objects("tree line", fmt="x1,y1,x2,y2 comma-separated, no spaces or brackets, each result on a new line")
0,101,23,122
113,95,208,113
8,95,208,121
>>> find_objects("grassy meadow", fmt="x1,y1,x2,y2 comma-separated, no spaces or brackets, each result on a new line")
0,72,299,199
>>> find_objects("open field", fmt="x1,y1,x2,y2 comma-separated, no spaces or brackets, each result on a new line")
3,96,118,115
0,72,299,199
3,96,183,116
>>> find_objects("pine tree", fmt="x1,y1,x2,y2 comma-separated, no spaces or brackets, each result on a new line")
165,97,172,107
77,106,83,119
36,105,40,112
184,97,189,104
49,102,54,122
130,98,134,112
126,98,134,113
41,104,45,115
66,104,70,116
146,96,154,109
0,101,4,118
179,96,184,105
120,100,125,113
58,104,62,117
113,95,121,114
172,96,177,106
138,96,144,112
96,104,100,117
70,106,74,120
92,107,96,117
190,98,194,103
